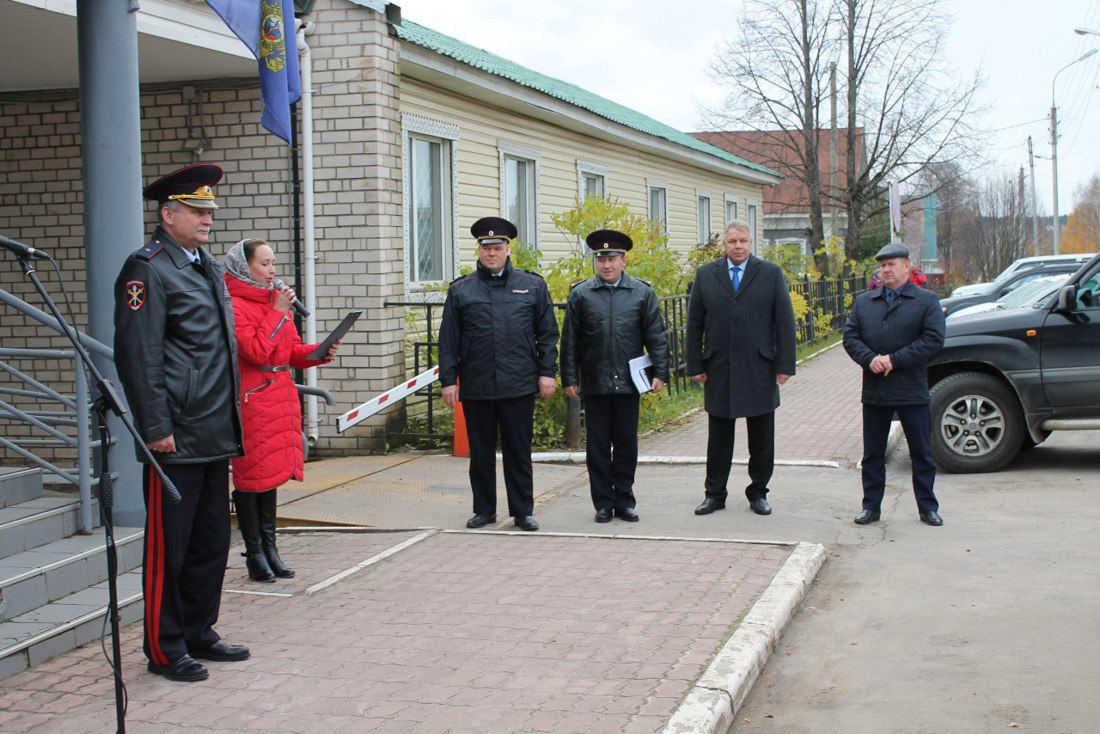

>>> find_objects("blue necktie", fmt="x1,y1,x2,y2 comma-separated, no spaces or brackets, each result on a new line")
884,288,894,305
730,265,741,292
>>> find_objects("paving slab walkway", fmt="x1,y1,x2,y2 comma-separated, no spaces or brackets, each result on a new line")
0,530,795,733
639,343,863,467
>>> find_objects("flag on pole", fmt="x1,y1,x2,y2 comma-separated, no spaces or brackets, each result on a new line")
205,0,301,143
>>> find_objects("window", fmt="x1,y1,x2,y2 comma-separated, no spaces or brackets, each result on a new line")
697,190,712,244
747,204,758,252
577,160,608,202
647,179,669,233
402,113,459,288
724,195,738,225
499,142,540,247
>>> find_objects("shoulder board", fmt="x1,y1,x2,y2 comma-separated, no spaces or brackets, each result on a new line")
449,271,475,285
134,239,165,261
633,277,654,289
513,268,545,280
569,279,588,290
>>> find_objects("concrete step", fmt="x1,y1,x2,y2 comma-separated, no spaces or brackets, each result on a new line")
0,496,100,561
0,527,143,623
0,468,43,508
0,569,143,682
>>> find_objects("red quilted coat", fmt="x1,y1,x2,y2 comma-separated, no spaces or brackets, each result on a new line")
225,275,328,492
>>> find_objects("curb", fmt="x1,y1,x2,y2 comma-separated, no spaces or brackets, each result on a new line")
520,452,841,469
662,541,827,734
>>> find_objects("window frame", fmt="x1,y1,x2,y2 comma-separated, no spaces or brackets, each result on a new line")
498,141,541,250
647,178,669,234
402,112,460,295
577,160,608,202
696,188,712,245
747,203,759,254
723,194,738,227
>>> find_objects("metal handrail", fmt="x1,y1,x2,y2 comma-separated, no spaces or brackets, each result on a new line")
0,287,114,534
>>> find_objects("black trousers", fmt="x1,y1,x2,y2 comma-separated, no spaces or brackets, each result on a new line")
861,403,939,513
463,394,536,517
583,393,640,511
142,461,231,665
704,412,775,501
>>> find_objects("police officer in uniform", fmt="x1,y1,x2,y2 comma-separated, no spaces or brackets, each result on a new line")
439,217,559,532
561,230,669,522
114,163,248,682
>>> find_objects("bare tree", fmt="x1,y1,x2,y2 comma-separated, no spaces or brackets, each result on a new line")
967,173,1031,280
841,0,983,260
914,161,976,274
705,0,834,259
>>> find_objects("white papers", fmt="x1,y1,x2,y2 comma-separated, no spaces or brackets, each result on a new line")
629,354,653,393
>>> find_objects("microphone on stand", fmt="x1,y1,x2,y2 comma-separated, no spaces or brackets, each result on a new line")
273,278,310,317
0,235,52,260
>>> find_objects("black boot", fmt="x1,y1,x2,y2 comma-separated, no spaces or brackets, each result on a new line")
258,489,294,578
232,491,275,583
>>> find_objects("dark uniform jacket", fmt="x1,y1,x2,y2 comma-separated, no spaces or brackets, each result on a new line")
438,257,559,401
686,255,798,419
560,273,670,395
113,227,243,463
842,281,946,406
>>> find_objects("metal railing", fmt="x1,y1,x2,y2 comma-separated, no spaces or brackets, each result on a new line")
790,274,866,345
0,287,109,533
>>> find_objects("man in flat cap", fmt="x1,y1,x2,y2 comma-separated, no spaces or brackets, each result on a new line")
561,229,668,523
843,242,946,526
114,163,248,681
439,216,559,532
686,220,797,518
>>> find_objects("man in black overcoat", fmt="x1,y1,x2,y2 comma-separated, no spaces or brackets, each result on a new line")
842,243,946,526
686,220,797,517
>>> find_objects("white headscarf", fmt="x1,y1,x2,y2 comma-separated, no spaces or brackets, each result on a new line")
224,239,272,289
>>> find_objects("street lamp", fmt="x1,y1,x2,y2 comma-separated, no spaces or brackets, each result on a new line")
1051,47,1098,255
1073,27,1100,36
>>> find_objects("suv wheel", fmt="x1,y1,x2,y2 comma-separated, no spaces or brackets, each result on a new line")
930,372,1025,473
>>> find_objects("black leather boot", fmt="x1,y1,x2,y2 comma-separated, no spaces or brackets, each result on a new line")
258,489,294,578
232,491,275,582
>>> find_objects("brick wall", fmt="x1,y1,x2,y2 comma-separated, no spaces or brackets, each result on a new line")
0,0,405,466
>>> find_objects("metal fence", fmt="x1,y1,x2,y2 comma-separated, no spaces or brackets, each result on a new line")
388,275,862,444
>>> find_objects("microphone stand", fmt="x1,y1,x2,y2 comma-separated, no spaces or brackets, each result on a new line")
12,252,181,734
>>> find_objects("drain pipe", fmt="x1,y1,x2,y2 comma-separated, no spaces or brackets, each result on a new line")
297,20,319,445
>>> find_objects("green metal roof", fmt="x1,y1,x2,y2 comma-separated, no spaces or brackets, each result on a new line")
391,19,780,179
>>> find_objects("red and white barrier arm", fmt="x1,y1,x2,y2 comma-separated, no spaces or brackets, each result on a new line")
337,366,441,433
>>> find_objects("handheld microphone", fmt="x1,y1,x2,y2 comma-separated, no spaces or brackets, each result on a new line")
0,235,52,260
273,279,310,317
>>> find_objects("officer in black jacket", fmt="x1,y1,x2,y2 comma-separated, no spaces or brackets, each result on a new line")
113,163,248,682
439,217,559,532
843,243,946,527
561,230,669,523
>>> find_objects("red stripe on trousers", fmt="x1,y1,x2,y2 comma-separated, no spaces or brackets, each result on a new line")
145,466,168,666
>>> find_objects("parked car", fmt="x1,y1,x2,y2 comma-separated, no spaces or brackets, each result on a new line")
946,274,1068,320
927,253,1100,472
939,264,1082,317
950,253,1094,298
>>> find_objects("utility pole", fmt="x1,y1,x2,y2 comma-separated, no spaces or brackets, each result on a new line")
1027,136,1039,253
830,62,839,240
1050,103,1061,254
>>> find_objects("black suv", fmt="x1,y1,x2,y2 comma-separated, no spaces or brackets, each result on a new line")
938,263,1081,317
928,253,1100,472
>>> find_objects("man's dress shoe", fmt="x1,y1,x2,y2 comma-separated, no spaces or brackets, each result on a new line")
749,497,772,515
694,498,725,515
594,508,613,523
147,655,208,682
514,516,539,531
190,640,250,662
466,513,496,529
920,511,943,526
615,507,639,522
854,510,881,525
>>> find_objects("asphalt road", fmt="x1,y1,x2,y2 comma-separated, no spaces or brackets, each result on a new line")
727,429,1100,734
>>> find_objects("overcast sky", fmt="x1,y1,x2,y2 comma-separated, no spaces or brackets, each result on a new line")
396,0,1100,215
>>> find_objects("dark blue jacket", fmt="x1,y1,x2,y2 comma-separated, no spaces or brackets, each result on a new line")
438,257,559,401
842,281,945,406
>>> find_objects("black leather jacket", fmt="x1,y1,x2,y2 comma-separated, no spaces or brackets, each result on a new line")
560,273,670,395
438,258,559,401
113,227,243,463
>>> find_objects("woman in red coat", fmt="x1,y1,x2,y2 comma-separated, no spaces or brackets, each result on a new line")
224,239,337,582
